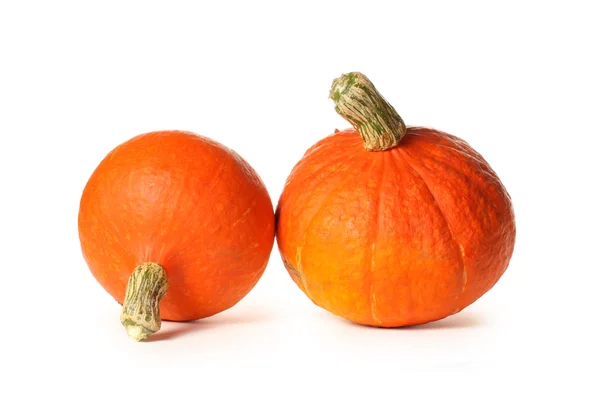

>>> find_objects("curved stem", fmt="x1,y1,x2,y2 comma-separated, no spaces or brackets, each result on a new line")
120,262,168,341
329,72,406,151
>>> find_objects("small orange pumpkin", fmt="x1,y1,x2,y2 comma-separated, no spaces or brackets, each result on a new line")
78,130,274,340
276,73,516,327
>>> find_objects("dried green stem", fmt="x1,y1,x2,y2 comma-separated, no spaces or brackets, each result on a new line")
329,72,406,151
120,262,168,341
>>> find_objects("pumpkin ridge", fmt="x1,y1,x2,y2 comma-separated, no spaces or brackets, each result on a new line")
427,143,498,183
407,130,500,186
368,153,387,326
408,141,492,205
408,139,505,230
281,151,362,231
289,151,363,227
388,148,416,318
400,149,467,307
300,129,361,160
296,156,370,302
290,145,363,194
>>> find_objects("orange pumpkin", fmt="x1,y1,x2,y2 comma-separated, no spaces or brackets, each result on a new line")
276,73,516,327
78,130,274,340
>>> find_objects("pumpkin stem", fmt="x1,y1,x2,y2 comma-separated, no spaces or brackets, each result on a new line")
120,262,168,341
329,72,406,151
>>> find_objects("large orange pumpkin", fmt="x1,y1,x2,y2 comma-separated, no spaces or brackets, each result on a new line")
78,130,274,340
276,72,516,327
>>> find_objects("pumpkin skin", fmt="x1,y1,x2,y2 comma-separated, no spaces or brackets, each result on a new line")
78,130,274,322
276,127,516,327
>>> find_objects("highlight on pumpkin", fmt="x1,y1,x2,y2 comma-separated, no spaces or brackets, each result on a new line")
78,130,275,341
275,72,516,327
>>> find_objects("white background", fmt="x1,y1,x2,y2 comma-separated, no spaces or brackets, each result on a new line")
1,0,598,398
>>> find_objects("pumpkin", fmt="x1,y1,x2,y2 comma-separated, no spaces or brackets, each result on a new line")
275,73,516,327
78,130,275,340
